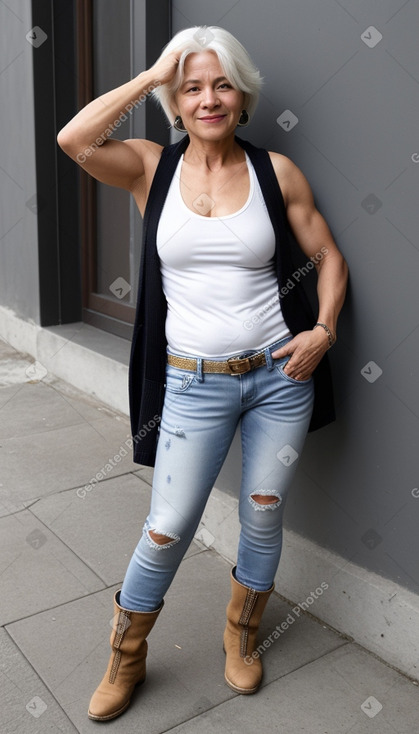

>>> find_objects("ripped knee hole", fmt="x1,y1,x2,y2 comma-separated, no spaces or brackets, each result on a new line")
249,493,282,511
148,530,176,545
251,494,280,505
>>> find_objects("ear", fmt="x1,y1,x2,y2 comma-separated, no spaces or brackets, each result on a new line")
170,101,180,121
170,91,181,117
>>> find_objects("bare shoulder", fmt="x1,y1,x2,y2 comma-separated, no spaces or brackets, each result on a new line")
267,151,312,206
267,150,295,173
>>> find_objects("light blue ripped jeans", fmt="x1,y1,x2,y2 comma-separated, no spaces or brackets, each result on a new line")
120,335,314,611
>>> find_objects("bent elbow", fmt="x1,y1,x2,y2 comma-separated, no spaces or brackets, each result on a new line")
56,124,83,158
57,126,74,153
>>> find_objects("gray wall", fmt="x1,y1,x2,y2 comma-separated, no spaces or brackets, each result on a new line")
0,0,40,322
172,0,419,594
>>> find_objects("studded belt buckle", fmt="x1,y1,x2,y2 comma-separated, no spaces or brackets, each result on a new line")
227,356,252,375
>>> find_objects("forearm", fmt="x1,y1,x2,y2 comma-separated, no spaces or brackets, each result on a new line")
57,69,158,151
315,252,349,339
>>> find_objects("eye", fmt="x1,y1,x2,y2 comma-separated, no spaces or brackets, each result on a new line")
218,83,231,89
186,86,199,93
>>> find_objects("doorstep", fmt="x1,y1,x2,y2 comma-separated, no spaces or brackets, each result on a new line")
0,307,130,415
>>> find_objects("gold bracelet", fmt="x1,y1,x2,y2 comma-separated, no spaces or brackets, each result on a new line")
314,322,336,348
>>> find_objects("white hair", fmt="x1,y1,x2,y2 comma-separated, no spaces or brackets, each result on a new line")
151,26,263,126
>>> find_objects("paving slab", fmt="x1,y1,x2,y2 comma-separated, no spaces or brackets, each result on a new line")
0,340,33,388
0,627,78,734
134,465,154,486
29,473,152,585
168,642,419,734
0,343,139,513
0,368,32,393
0,339,109,428
0,413,139,507
0,376,124,441
0,509,104,626
6,548,348,733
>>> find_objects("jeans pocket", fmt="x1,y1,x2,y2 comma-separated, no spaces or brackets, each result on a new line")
165,368,196,394
274,358,313,385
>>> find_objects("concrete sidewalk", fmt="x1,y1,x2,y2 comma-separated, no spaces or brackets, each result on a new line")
0,338,418,734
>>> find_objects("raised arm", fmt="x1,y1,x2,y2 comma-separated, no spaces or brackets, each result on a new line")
269,153,349,380
56,50,184,193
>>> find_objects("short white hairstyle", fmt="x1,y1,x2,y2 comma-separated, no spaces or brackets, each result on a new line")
151,26,263,126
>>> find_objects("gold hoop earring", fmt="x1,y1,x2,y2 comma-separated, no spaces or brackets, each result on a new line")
237,109,249,127
173,116,187,133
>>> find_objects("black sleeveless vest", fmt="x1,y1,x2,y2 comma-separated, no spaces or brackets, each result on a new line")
128,135,335,466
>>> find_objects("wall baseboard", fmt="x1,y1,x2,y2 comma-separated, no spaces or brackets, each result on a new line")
0,306,39,357
198,486,419,682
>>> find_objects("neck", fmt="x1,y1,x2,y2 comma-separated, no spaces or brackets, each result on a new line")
183,132,244,171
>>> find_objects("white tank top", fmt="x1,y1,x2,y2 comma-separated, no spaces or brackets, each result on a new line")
156,152,291,358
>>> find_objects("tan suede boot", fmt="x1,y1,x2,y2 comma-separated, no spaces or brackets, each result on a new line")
223,568,274,694
88,591,163,721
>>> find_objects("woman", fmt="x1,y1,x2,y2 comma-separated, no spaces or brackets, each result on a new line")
58,25,348,721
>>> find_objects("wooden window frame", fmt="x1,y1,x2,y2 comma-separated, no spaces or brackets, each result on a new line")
76,0,135,328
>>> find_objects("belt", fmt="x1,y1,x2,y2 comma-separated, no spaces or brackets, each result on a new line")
167,351,267,375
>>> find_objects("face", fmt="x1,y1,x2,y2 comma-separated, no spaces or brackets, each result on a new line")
174,51,245,140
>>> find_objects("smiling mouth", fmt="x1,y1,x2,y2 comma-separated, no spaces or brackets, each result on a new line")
199,115,227,122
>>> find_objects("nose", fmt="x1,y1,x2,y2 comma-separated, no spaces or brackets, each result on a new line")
201,85,220,108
